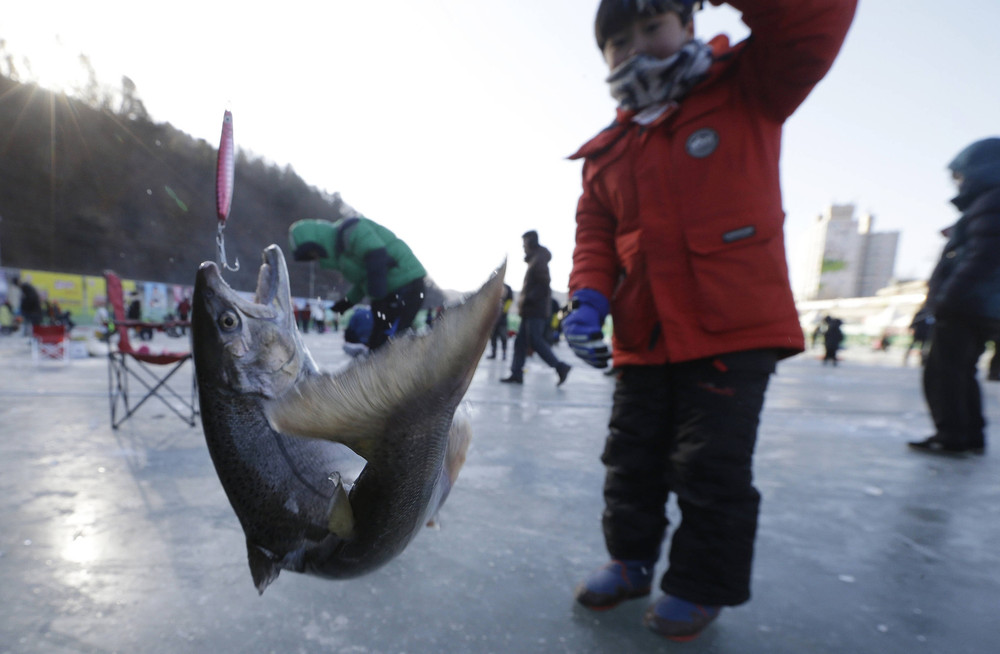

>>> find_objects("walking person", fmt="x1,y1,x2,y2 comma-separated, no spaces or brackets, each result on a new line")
561,0,855,641
822,315,844,366
909,137,1000,456
487,283,514,360
501,231,571,386
176,295,191,335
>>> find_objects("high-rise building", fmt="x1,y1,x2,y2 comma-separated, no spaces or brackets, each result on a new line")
797,204,899,300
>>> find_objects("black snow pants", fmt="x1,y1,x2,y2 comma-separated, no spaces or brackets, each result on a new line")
923,317,999,450
369,278,426,350
600,349,776,606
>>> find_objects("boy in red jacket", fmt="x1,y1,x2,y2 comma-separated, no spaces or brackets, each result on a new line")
562,0,856,641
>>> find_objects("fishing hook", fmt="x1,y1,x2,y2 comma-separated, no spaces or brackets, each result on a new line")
217,222,240,271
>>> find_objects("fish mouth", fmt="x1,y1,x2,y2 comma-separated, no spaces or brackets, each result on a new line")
197,245,291,321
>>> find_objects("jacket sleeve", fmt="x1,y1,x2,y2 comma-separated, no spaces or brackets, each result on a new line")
364,248,391,300
727,0,857,122
934,212,1000,315
569,162,619,299
344,219,391,299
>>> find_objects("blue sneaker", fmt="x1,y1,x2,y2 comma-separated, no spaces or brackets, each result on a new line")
574,559,654,610
643,595,722,641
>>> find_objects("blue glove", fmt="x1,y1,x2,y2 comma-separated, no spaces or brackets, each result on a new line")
562,289,611,369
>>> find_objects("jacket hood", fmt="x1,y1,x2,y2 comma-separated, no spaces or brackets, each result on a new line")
288,219,339,254
949,137,1000,211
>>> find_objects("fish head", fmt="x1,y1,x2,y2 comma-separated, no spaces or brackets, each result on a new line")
193,244,314,398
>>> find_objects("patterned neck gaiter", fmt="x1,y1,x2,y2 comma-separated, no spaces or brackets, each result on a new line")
607,39,714,115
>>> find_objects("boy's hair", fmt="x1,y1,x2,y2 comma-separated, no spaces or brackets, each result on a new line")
595,0,695,51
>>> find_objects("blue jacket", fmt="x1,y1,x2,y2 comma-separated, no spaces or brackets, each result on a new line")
927,186,1000,322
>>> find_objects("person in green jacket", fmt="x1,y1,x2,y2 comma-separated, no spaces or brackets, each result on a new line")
289,217,427,350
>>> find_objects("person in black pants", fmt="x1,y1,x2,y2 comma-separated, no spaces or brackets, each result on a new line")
910,137,1000,456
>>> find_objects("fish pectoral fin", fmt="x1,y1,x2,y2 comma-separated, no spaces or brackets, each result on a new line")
265,375,386,459
247,543,281,595
327,473,356,539
445,408,473,486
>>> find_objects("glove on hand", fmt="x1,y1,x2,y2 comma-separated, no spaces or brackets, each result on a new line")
562,289,611,369
331,299,354,314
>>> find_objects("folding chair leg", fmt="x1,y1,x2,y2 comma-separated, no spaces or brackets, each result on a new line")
108,352,198,429
108,353,130,430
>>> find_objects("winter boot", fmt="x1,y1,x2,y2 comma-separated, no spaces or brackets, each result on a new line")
574,559,654,610
643,595,721,642
556,363,571,386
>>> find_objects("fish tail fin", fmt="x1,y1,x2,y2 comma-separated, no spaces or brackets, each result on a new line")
266,261,506,456
247,543,281,595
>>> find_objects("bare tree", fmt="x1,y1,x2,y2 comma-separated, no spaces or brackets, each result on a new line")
118,76,149,121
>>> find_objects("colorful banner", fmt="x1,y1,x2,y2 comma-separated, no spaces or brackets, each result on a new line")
1,268,190,325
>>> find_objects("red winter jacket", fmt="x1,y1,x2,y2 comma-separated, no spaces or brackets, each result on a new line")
568,0,856,366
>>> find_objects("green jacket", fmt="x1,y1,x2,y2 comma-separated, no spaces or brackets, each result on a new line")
289,218,426,304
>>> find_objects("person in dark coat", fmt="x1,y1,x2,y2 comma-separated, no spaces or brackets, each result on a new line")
501,231,571,385
910,137,1000,456
487,283,514,360
127,291,153,341
13,275,43,333
822,316,844,366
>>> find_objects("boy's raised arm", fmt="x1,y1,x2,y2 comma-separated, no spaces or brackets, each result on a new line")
727,0,858,121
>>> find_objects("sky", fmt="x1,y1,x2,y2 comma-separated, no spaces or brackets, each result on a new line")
4,0,1000,295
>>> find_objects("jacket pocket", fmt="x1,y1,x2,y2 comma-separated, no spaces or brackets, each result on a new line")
611,231,659,351
684,215,794,333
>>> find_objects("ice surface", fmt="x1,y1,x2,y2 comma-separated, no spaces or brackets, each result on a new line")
0,332,998,653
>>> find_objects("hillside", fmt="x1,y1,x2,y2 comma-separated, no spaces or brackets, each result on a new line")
0,74,446,305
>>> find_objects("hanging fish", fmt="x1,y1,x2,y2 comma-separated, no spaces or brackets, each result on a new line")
215,110,238,271
191,244,505,593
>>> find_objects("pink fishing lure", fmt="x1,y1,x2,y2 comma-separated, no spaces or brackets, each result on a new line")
215,110,239,270
216,110,235,224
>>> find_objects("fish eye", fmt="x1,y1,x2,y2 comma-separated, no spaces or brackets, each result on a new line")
218,310,241,332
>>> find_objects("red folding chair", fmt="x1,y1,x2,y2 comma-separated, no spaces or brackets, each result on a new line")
31,324,70,365
104,271,198,429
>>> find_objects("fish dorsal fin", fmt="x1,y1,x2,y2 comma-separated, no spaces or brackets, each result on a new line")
265,262,506,460
326,472,355,539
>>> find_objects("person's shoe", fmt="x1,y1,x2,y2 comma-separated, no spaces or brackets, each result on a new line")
556,363,571,387
500,374,523,384
643,595,722,642
574,559,654,611
486,353,497,360
907,435,970,456
342,342,370,359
